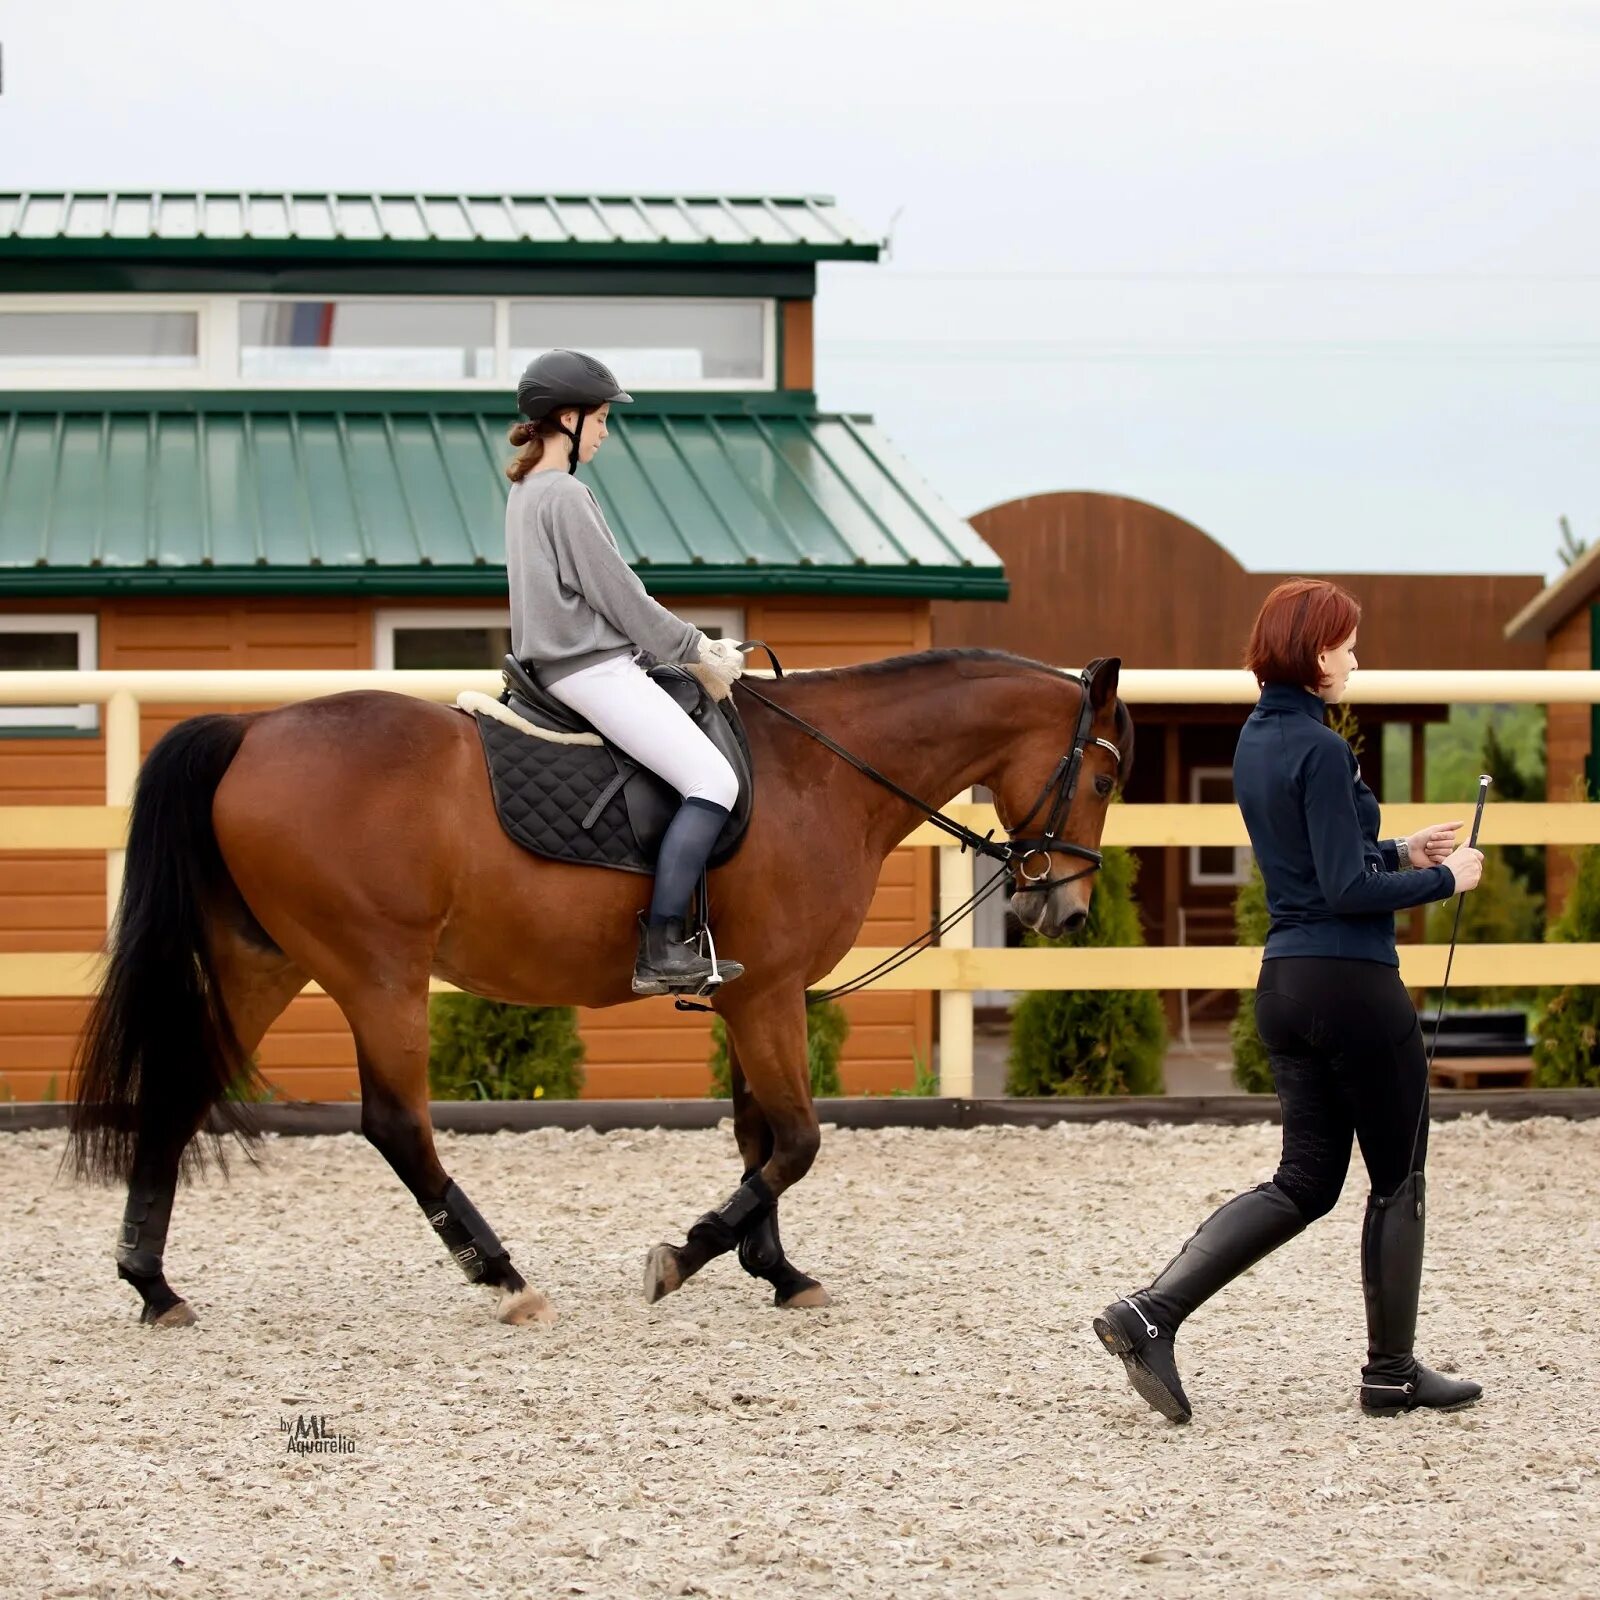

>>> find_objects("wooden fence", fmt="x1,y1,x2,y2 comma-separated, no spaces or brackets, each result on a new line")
3,667,1598,1095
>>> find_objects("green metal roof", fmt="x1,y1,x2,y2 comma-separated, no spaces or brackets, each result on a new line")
0,396,1004,600
0,193,881,265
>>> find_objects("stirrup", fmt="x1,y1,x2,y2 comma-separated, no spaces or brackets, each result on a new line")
670,921,735,1012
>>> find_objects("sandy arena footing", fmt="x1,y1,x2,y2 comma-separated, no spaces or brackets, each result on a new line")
5,1116,1596,1599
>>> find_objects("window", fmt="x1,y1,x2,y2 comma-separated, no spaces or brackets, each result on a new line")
509,298,770,388
239,299,494,381
1189,767,1251,885
380,612,513,672
0,310,198,370
374,606,745,670
0,615,98,731
0,294,776,389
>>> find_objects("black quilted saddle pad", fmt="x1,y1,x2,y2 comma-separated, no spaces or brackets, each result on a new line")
472,673,753,876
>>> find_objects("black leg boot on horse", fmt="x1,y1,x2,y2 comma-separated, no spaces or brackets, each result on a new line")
1359,1173,1481,1415
721,1047,829,1309
354,1015,556,1326
644,995,828,1307
1094,1184,1306,1422
116,1139,198,1327
632,798,745,997
643,1169,778,1303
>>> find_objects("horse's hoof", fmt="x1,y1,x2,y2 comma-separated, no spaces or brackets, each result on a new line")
643,1244,683,1304
147,1300,197,1329
497,1286,557,1326
777,1282,831,1310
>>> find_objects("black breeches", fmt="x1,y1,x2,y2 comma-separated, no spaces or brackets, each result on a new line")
1253,957,1429,1223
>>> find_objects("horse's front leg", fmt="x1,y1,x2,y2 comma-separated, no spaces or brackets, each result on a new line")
644,988,829,1307
347,988,554,1326
728,1042,829,1308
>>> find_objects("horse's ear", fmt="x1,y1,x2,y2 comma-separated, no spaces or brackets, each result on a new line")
1087,656,1121,710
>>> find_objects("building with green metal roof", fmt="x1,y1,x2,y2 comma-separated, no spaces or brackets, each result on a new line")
0,190,1000,1101
0,191,1003,602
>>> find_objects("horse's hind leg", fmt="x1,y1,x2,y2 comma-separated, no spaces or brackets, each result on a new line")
645,986,828,1307
341,984,554,1326
728,1044,827,1309
118,1136,202,1327
118,935,306,1328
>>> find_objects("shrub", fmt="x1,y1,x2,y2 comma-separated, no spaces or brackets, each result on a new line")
1006,845,1166,1096
1481,719,1545,911
427,995,585,1100
1532,841,1600,1088
1419,847,1541,1011
707,998,849,1098
1229,856,1274,1093
889,1050,940,1098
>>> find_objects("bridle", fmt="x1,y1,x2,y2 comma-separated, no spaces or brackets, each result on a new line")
733,652,1125,898
999,659,1126,893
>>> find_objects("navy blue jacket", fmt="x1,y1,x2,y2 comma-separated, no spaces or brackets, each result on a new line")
1233,683,1455,964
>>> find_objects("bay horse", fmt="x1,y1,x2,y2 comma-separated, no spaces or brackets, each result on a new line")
69,649,1132,1328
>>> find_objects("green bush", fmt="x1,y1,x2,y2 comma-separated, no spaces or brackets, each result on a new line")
1006,845,1167,1096
707,998,849,1098
427,995,585,1100
1481,720,1546,910
1229,857,1274,1093
1419,847,1541,1011
1413,715,1544,1013
1532,842,1600,1088
889,1050,940,1098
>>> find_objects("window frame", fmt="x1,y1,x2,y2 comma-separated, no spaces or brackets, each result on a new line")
1188,765,1252,886
0,612,99,733
0,293,777,392
505,295,775,392
0,294,209,388
235,294,499,387
373,604,746,670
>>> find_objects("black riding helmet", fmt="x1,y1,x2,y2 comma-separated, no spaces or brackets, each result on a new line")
515,348,632,475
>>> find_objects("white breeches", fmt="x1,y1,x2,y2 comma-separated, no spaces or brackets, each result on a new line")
546,653,739,809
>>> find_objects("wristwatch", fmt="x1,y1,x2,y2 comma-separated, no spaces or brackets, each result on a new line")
1394,836,1413,871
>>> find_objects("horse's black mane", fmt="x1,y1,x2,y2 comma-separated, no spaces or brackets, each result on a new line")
793,647,1055,683
764,647,1135,785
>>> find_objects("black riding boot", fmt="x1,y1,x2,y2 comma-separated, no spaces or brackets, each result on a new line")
1359,1173,1482,1415
1094,1183,1305,1422
632,796,745,995
632,915,745,996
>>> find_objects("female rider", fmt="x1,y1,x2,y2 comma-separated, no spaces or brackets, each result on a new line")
504,348,746,997
1094,578,1485,1422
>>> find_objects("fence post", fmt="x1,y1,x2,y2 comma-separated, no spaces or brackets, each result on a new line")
104,691,140,941
937,789,976,1096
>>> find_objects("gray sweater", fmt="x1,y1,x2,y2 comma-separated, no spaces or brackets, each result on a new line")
506,472,702,685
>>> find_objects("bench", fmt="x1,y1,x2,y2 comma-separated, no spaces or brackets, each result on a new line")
1424,1010,1534,1090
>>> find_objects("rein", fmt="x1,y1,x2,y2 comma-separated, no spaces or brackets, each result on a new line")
731,651,1124,1004
734,679,1020,865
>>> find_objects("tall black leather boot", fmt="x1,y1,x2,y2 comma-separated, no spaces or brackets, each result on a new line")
1359,1172,1482,1415
1094,1183,1306,1422
632,797,744,996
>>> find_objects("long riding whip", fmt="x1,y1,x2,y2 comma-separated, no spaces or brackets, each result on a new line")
1409,772,1492,1169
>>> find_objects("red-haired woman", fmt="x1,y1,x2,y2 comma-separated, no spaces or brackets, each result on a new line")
1095,579,1484,1422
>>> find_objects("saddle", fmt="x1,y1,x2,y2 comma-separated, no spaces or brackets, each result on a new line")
468,655,754,875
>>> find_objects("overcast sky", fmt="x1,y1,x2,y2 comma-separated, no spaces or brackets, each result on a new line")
4,0,1596,577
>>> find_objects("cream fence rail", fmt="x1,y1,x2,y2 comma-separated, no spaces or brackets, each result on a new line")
4,669,1599,1095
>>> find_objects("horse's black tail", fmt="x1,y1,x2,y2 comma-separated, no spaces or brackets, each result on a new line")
68,713,263,1184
